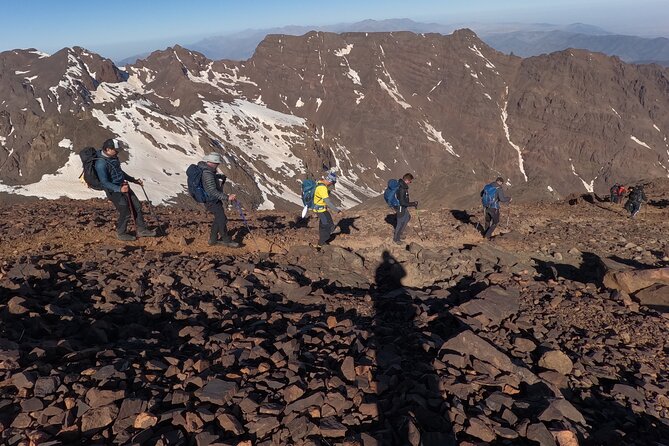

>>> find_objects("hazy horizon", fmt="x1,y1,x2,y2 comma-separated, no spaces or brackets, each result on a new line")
1,0,667,61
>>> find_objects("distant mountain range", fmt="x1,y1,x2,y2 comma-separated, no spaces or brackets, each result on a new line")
117,19,669,67
2,30,669,209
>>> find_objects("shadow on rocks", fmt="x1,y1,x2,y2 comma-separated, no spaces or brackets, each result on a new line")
371,250,457,445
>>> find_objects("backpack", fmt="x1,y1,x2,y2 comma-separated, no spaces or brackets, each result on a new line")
301,179,318,209
186,164,209,203
481,183,498,207
79,147,104,190
383,179,401,208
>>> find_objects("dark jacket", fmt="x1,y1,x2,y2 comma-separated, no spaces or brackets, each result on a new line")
95,151,137,193
395,179,417,213
629,187,647,204
197,161,228,202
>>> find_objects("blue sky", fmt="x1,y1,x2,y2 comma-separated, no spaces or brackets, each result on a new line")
1,0,667,60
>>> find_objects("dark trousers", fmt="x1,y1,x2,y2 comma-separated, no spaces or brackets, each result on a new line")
484,207,500,239
318,211,335,245
205,201,230,242
394,208,411,242
108,190,146,234
629,201,641,216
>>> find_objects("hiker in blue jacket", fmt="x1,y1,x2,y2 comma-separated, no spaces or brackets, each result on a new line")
480,176,511,239
95,138,156,241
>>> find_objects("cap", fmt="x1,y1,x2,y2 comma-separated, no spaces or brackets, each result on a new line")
495,176,505,183
325,171,337,183
102,138,122,151
203,152,223,164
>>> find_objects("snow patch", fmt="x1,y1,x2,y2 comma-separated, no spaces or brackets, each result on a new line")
569,159,595,193
377,61,410,109
611,107,621,118
295,97,304,108
14,70,30,75
170,98,180,107
316,98,323,112
377,160,388,171
428,80,442,94
36,98,45,112
334,44,353,57
501,87,528,181
630,135,652,150
420,121,459,157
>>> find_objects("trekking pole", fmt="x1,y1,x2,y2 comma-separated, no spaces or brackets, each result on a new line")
233,200,261,252
124,181,138,231
415,207,426,241
140,184,164,235
506,203,511,229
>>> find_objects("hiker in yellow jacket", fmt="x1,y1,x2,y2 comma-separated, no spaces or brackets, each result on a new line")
313,171,341,248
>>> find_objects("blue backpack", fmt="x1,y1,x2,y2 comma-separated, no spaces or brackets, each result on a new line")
384,179,401,208
301,179,318,209
481,183,498,208
186,164,209,203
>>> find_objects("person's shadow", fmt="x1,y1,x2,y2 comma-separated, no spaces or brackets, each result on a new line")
371,251,456,445
335,216,360,235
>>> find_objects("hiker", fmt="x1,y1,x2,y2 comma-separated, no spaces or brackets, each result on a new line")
392,173,418,245
480,176,512,239
197,153,240,247
312,171,341,248
625,185,647,218
610,184,620,203
616,184,627,205
95,139,156,241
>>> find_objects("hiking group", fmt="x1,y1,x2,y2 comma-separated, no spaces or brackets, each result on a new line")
610,182,648,217
81,139,520,246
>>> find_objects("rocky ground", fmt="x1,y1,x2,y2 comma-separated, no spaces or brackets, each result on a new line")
1,181,669,446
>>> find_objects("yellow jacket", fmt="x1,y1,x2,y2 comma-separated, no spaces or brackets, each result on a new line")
313,181,329,213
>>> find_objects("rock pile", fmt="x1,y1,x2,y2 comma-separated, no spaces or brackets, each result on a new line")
1,195,669,445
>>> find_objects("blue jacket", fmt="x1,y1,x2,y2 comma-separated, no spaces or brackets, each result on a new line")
481,182,511,209
95,151,136,193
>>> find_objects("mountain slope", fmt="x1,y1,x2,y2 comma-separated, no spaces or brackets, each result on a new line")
1,31,668,210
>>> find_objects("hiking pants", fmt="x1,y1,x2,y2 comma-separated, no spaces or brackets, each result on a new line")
318,211,335,245
108,190,147,235
394,208,411,242
205,201,230,242
484,207,500,239
630,201,641,216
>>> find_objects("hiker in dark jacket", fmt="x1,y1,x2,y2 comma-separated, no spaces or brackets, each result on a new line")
198,153,240,247
610,184,620,204
393,173,418,245
95,138,156,241
625,185,647,218
481,176,511,239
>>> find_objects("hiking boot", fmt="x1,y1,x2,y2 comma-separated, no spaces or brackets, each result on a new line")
117,233,136,241
137,228,157,237
393,239,402,245
209,239,240,248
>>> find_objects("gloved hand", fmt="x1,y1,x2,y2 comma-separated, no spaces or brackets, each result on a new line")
134,179,144,186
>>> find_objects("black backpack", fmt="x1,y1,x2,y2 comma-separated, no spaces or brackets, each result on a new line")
629,188,643,202
79,147,105,190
